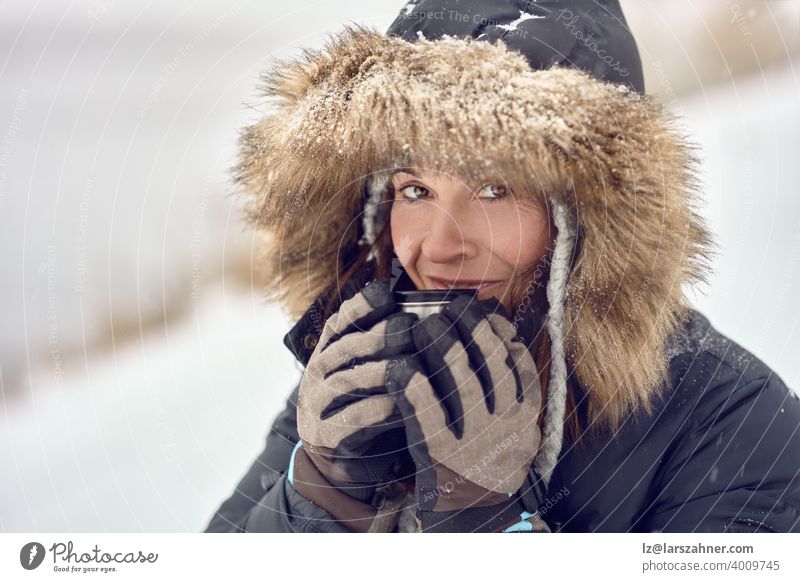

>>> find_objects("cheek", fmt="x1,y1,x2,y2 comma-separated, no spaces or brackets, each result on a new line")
492,205,551,268
390,208,419,266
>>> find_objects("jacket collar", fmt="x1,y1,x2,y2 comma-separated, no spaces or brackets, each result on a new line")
283,258,377,367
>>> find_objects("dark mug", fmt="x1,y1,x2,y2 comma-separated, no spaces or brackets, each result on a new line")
394,289,478,318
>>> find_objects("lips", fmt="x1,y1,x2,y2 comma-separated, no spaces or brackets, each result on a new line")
427,276,502,291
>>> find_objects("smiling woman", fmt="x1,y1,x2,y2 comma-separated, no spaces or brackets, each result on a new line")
386,164,560,453
205,0,800,535
388,167,552,308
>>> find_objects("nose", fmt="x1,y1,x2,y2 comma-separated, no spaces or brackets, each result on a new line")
420,204,479,264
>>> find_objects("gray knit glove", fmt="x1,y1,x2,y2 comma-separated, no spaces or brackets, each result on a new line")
386,295,544,532
293,280,417,530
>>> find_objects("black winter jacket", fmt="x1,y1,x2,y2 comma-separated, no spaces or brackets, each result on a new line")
204,269,800,533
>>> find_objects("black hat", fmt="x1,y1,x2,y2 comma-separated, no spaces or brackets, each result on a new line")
387,0,645,93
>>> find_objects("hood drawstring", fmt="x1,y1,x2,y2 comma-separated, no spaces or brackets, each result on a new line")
361,173,391,262
536,198,576,488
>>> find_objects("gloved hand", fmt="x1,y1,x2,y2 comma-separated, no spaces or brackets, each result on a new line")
292,279,417,532
386,294,549,532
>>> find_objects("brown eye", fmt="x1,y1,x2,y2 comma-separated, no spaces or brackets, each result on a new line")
398,184,429,201
478,184,509,201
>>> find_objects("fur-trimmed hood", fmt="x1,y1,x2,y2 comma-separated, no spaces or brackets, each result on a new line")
234,25,712,447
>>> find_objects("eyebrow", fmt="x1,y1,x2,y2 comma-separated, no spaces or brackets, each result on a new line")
392,167,421,178
392,168,493,191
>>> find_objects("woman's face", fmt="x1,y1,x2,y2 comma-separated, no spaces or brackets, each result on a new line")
389,167,552,309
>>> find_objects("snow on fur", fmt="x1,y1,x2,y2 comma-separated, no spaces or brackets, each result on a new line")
233,24,713,435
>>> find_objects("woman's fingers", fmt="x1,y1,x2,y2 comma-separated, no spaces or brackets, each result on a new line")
299,361,398,450
410,314,489,439
442,295,520,415
312,312,417,377
486,312,542,411
316,279,397,352
385,355,456,462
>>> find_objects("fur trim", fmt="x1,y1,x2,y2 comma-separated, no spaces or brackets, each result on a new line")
234,25,713,433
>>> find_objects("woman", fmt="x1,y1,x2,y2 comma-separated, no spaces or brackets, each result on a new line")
205,0,800,533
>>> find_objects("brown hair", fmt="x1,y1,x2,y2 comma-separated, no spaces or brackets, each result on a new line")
322,179,583,445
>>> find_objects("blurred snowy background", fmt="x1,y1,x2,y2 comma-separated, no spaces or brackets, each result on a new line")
1,0,798,532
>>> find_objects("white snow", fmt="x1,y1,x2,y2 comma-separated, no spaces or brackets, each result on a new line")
679,62,800,389
1,283,300,532
400,1,420,18
497,9,545,32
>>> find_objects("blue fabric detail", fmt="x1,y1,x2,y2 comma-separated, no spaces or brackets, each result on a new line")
287,440,303,487
502,510,535,533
